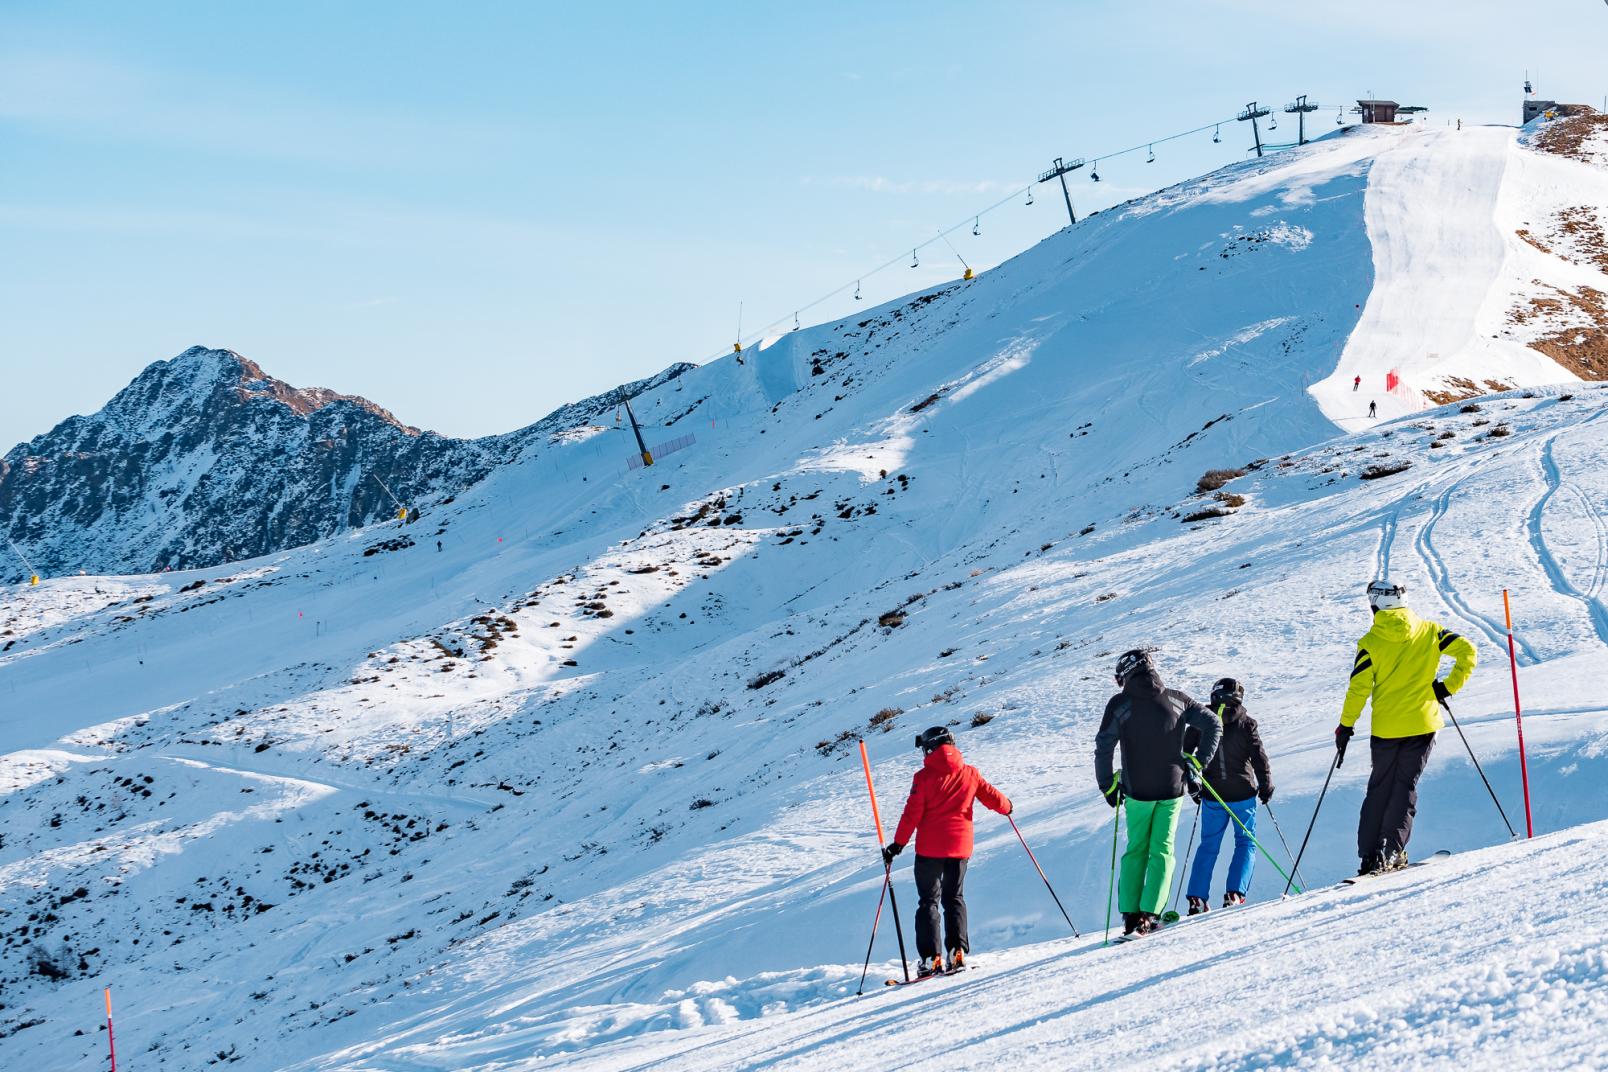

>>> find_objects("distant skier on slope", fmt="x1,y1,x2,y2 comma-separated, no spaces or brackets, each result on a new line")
1094,650,1221,937
1337,581,1477,875
883,727,1012,977
1183,678,1273,915
1368,400,1378,418
1353,375,1362,391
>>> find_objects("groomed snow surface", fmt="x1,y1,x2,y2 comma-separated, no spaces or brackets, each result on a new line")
4,122,1608,1071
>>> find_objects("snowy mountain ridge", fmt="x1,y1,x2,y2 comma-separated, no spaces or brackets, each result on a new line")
3,117,1608,1070
0,348,693,579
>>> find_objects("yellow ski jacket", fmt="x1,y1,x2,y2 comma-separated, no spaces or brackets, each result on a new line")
1341,608,1477,738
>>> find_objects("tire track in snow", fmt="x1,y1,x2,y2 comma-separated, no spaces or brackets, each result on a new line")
1529,436,1608,648
1414,482,1538,664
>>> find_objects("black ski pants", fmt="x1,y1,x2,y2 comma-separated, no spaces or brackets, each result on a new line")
1357,732,1436,861
912,855,968,959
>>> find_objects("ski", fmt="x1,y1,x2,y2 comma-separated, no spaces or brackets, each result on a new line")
1340,849,1451,885
884,964,968,987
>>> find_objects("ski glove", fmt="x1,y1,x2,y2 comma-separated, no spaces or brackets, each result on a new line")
1433,680,1451,703
1334,724,1354,767
1258,783,1274,804
1188,785,1202,806
1103,784,1124,809
882,842,904,866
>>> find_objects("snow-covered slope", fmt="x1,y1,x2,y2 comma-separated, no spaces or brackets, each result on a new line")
4,123,1608,1071
0,349,693,579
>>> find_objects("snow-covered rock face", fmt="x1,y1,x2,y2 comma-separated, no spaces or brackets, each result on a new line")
5,127,1608,1070
0,348,693,578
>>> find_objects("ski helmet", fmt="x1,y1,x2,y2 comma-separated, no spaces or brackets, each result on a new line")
1114,648,1154,685
916,726,954,753
1210,677,1243,707
1366,580,1407,611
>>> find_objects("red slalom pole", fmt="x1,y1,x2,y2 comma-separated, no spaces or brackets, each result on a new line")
858,740,910,983
105,986,117,1072
1503,589,1535,838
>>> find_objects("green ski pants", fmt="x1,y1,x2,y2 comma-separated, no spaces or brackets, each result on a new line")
1120,796,1184,915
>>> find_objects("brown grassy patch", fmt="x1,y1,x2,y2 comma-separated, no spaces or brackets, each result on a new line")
1195,468,1246,494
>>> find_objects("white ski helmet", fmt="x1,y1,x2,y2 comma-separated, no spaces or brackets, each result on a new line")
1366,580,1407,611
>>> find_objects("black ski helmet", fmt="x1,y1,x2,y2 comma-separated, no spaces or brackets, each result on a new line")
1210,678,1244,707
916,726,954,753
1114,648,1154,685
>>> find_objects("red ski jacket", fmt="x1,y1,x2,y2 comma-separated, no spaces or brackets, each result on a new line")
892,744,1011,858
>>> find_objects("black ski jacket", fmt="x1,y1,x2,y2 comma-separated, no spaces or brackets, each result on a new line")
1193,699,1272,803
1093,669,1221,802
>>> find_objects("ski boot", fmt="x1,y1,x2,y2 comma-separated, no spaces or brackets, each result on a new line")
1121,912,1142,936
1186,896,1210,917
916,956,942,978
1136,913,1164,936
1223,891,1246,908
1358,853,1386,876
1384,849,1410,872
946,948,966,974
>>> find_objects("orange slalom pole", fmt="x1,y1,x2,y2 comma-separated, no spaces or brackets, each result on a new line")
858,740,910,983
105,986,117,1072
1503,590,1534,838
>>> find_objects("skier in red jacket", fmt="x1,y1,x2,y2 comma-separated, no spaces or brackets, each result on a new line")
883,726,1012,976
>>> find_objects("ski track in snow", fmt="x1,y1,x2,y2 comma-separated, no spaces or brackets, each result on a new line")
1413,479,1536,663
1529,434,1608,648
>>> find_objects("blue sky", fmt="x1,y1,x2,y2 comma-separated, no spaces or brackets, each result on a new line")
2,0,1604,445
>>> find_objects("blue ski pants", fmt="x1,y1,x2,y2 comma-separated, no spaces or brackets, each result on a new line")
1186,797,1258,900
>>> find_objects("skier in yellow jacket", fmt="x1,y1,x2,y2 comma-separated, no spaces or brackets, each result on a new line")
1336,580,1477,875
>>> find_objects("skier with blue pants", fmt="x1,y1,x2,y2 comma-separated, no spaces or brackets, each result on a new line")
1184,678,1273,915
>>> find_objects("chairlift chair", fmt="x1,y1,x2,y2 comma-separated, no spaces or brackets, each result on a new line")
910,249,919,268
973,216,981,236
1091,162,1100,181
854,280,862,301
1269,114,1278,130
1213,124,1221,143
1025,187,1034,205
1146,144,1155,163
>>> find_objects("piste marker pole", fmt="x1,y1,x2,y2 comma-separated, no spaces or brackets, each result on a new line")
858,740,910,983
1503,589,1534,838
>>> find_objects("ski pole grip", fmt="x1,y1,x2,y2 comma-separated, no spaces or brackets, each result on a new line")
859,739,888,847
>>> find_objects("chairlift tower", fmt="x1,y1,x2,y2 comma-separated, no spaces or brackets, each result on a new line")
1284,94,1320,146
1237,101,1272,158
1037,156,1086,226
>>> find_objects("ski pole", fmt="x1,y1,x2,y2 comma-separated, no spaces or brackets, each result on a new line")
858,740,910,983
1103,771,1121,947
1439,698,1518,839
1168,799,1200,916
1189,758,1302,894
855,868,892,995
1263,802,1308,893
1007,813,1080,937
1284,750,1339,897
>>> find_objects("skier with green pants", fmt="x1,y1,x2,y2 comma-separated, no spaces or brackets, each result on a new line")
1094,650,1221,937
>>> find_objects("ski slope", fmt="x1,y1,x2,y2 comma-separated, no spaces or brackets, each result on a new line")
1312,122,1608,428
4,122,1608,1071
